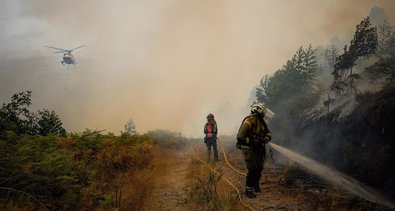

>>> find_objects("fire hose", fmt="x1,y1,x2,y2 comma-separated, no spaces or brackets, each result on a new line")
192,145,256,211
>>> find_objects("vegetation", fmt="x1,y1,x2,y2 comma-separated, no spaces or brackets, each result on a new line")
256,45,319,114
367,20,395,86
146,129,188,149
0,91,66,138
180,158,241,211
0,92,187,210
332,17,378,94
124,119,137,135
255,15,395,200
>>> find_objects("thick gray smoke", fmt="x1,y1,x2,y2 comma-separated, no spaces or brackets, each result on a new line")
1,0,394,137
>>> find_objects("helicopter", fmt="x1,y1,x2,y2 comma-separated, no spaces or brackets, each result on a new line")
45,45,85,67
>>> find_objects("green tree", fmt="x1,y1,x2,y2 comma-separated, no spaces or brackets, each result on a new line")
0,91,33,136
333,45,355,81
256,45,319,112
302,44,318,84
37,109,66,136
0,91,66,137
256,75,270,104
349,17,378,58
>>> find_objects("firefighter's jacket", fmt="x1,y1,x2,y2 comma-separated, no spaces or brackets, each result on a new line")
236,115,271,150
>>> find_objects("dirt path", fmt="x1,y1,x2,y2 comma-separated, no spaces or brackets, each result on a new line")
144,141,393,211
219,151,311,211
144,146,193,211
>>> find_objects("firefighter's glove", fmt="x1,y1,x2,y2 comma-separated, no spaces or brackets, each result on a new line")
236,139,242,149
263,136,271,144
254,136,264,145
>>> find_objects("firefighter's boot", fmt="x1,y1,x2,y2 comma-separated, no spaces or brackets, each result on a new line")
253,180,261,193
245,186,256,198
253,185,261,193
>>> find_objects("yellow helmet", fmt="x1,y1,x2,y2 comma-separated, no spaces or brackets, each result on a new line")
250,103,266,115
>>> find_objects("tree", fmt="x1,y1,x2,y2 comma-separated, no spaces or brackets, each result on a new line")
294,46,305,69
322,45,339,69
124,119,137,135
349,17,378,59
366,22,395,86
302,44,318,84
19,112,39,135
0,91,32,121
333,17,378,94
0,91,66,137
0,91,33,136
256,75,270,104
256,45,319,112
37,109,66,136
376,21,395,57
333,45,356,80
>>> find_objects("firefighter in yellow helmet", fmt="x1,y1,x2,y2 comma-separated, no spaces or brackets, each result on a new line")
236,103,272,198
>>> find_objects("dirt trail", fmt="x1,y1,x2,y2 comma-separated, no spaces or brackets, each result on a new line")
216,143,313,211
144,141,393,211
144,146,193,211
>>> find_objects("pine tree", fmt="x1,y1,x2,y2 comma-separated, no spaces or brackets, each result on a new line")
256,45,318,111
303,44,318,84
37,109,66,136
124,119,137,135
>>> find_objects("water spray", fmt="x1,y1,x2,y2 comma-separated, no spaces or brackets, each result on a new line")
269,142,395,209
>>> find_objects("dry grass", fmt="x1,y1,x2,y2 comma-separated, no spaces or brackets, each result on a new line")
119,149,172,211
179,151,242,211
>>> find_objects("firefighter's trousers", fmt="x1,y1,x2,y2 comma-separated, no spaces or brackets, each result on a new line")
242,146,266,188
205,138,219,161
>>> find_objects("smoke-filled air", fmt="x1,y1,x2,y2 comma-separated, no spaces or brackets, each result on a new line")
1,0,394,136
2,0,395,210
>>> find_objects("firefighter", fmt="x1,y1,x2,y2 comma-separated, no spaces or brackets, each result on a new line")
236,103,272,198
204,113,219,162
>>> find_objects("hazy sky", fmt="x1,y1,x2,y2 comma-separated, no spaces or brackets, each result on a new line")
1,0,394,137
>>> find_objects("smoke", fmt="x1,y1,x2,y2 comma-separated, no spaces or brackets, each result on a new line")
322,0,395,37
1,0,395,137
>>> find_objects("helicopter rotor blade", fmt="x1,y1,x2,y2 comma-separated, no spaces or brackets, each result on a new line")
70,45,85,51
45,46,68,51
54,50,67,53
